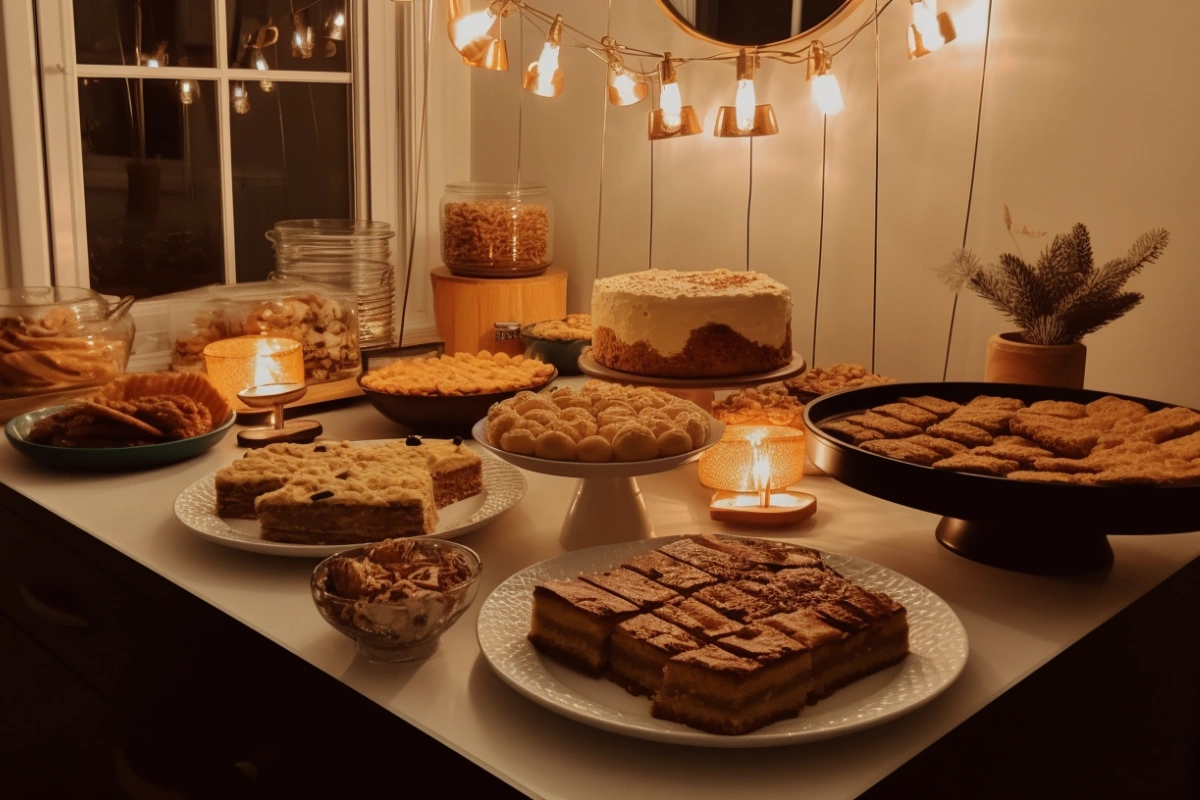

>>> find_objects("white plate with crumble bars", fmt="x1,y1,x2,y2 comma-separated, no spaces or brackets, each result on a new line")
477,536,968,747
174,442,526,557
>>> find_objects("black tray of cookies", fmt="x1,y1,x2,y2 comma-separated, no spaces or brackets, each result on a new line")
803,382,1200,575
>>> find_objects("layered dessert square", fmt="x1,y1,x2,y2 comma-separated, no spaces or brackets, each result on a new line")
527,579,640,674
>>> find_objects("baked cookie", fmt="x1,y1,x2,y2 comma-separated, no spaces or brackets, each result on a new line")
926,420,993,448
819,419,886,445
859,439,942,466
903,434,968,458
870,403,939,428
1009,414,1098,458
1027,400,1088,420
969,443,1054,468
944,407,1015,435
898,396,961,418
966,396,1026,411
845,412,923,439
1007,470,1091,485
931,453,1021,476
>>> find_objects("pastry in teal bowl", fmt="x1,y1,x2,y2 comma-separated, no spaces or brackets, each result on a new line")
521,314,591,376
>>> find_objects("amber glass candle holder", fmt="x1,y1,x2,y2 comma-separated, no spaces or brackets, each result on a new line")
697,425,816,526
202,336,305,410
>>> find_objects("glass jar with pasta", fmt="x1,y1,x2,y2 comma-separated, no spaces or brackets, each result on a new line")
440,182,554,278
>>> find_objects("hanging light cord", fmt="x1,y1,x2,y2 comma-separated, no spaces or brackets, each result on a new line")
398,0,434,348
943,0,995,381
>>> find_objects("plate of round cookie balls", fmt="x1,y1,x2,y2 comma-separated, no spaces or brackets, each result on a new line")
472,381,724,478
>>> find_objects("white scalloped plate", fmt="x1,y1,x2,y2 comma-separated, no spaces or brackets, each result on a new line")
173,442,526,557
477,537,968,747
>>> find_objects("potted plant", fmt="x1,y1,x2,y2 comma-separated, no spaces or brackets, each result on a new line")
938,220,1169,388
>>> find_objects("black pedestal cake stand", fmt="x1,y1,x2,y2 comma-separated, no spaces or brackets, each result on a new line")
804,382,1200,575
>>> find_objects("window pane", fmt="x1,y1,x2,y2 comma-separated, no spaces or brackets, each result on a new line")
79,78,224,297
229,81,353,282
74,0,216,68
226,0,349,72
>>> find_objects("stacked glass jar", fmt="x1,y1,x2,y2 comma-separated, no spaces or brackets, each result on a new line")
266,219,396,349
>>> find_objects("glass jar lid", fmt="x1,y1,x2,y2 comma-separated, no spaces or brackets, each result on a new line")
445,182,547,198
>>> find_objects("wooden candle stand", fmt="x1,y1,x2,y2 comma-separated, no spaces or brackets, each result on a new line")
431,267,567,355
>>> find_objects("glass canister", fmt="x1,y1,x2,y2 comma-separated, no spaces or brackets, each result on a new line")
267,219,396,350
440,182,554,278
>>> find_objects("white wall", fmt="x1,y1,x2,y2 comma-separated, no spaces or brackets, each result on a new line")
467,0,1200,407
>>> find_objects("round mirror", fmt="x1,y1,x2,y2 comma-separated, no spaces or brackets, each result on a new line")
656,0,861,47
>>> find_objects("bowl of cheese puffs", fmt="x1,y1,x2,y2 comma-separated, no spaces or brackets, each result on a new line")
358,350,557,435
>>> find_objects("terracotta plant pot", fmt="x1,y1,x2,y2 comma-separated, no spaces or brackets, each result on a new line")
983,332,1086,389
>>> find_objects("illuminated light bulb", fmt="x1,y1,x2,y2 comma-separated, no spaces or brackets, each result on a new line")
907,0,957,59
260,79,275,93
292,10,316,58
648,54,700,139
324,6,347,41
734,78,756,131
713,49,778,137
232,82,250,115
522,14,564,97
604,38,647,106
146,57,160,68
254,52,269,71
448,0,509,70
807,41,844,116
178,80,195,105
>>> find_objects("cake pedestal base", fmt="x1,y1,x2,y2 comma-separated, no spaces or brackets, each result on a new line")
935,517,1114,576
560,477,652,551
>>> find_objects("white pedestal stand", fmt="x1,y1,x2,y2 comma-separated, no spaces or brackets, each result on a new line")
471,419,727,550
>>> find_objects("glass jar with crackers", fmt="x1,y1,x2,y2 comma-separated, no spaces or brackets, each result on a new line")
167,279,361,385
440,182,554,278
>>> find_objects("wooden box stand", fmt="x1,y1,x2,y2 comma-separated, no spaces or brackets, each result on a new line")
430,267,568,355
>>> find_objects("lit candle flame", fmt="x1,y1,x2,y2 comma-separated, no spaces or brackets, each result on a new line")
751,442,772,508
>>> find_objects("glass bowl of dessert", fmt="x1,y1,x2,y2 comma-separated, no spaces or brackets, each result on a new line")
521,313,591,376
311,538,483,662
0,286,135,401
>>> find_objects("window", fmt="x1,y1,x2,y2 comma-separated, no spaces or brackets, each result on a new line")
40,0,361,297
8,0,446,362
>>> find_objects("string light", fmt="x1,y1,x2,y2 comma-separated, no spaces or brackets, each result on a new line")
523,14,564,97
232,82,251,115
292,9,316,58
908,0,957,58
178,80,195,105
448,0,510,70
604,38,647,106
714,49,778,137
442,0,956,135
324,5,347,41
807,41,844,116
648,54,700,140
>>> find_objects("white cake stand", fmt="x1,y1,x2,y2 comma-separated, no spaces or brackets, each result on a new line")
470,418,726,551
576,349,807,411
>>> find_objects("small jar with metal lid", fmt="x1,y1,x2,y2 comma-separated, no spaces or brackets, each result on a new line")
440,182,554,278
493,321,524,356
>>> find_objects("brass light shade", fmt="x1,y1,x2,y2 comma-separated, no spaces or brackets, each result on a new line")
448,0,510,71
714,49,778,137
604,38,648,106
649,56,700,139
324,6,347,41
523,14,564,96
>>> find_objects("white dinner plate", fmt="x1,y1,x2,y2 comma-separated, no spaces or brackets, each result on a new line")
476,536,968,747
173,442,526,557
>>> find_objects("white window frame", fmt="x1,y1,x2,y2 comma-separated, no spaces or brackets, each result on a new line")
1,0,448,363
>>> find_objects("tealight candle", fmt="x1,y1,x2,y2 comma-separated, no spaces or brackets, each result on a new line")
698,424,816,526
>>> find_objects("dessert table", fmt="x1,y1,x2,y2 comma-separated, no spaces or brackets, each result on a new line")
2,397,1200,798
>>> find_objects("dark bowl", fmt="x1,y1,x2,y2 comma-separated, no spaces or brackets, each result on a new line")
804,382,1200,575
358,369,559,437
520,326,590,377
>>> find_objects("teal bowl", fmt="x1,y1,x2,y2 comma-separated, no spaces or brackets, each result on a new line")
5,404,236,470
521,326,590,377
